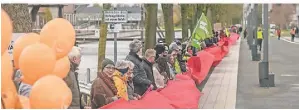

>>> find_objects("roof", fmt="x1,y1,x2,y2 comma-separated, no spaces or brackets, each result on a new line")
115,6,141,13
76,5,102,13
76,5,141,14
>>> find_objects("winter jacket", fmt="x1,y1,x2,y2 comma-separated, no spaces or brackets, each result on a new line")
112,71,129,100
90,73,117,109
63,64,82,109
125,52,152,95
152,64,166,88
168,62,176,79
141,58,157,90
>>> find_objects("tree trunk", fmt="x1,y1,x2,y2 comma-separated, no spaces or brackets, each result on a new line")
162,4,174,45
144,4,158,50
207,6,213,24
180,4,189,42
189,5,197,34
203,4,208,15
97,4,111,74
2,4,32,33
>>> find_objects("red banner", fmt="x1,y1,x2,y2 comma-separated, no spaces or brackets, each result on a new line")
187,51,214,84
130,91,175,109
159,79,201,109
100,33,240,109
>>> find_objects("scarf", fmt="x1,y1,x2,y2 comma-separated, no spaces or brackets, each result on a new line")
99,73,118,95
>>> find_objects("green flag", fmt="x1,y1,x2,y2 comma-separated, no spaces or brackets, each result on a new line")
191,13,212,48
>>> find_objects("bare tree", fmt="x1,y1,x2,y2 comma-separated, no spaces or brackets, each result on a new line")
162,4,174,45
180,4,189,42
2,4,32,33
97,4,111,73
144,4,158,50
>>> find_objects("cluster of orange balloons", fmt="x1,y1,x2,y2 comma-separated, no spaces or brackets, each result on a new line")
1,8,75,109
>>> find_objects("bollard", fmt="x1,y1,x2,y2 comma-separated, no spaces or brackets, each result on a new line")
86,68,91,83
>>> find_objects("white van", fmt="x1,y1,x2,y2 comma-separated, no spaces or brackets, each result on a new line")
270,24,276,34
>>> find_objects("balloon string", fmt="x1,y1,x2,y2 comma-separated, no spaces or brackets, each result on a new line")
2,97,6,109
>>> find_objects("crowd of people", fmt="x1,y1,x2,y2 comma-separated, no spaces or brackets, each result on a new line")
12,28,232,109
88,28,232,109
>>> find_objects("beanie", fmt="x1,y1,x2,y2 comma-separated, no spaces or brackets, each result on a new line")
101,58,115,71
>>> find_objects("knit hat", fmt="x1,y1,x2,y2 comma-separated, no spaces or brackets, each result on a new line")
101,58,115,71
129,39,143,53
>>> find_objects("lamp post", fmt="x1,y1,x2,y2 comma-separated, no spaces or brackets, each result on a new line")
258,4,275,87
250,4,260,61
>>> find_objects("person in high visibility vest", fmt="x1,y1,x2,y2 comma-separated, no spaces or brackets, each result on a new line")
225,28,230,37
290,27,296,42
257,28,263,51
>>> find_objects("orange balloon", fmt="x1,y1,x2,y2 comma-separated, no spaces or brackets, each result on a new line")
1,84,18,109
52,56,70,78
19,43,56,85
1,52,19,109
1,51,21,109
13,33,40,69
1,51,13,92
18,95,30,109
1,9,13,55
40,18,76,60
29,75,72,109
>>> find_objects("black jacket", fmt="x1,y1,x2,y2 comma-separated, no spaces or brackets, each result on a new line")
141,58,157,90
125,52,152,95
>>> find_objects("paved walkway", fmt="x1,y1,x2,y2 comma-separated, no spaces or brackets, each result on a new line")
236,37,299,109
199,38,241,109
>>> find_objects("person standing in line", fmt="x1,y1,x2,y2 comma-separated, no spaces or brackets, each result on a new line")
243,28,247,39
125,39,152,95
141,49,157,90
257,28,264,51
126,61,141,100
112,60,130,100
290,27,296,42
63,46,84,109
239,26,243,34
90,58,119,109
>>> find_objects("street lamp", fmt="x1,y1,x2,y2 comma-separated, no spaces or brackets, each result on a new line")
258,4,275,87
250,4,260,61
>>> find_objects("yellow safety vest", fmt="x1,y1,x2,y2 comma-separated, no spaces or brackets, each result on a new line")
257,31,263,39
225,28,230,37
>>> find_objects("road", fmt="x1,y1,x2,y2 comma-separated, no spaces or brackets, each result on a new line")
236,37,299,108
77,31,184,82
76,31,184,41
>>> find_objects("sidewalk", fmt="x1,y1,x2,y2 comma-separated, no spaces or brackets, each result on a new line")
199,38,241,109
236,37,299,109
280,36,299,44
